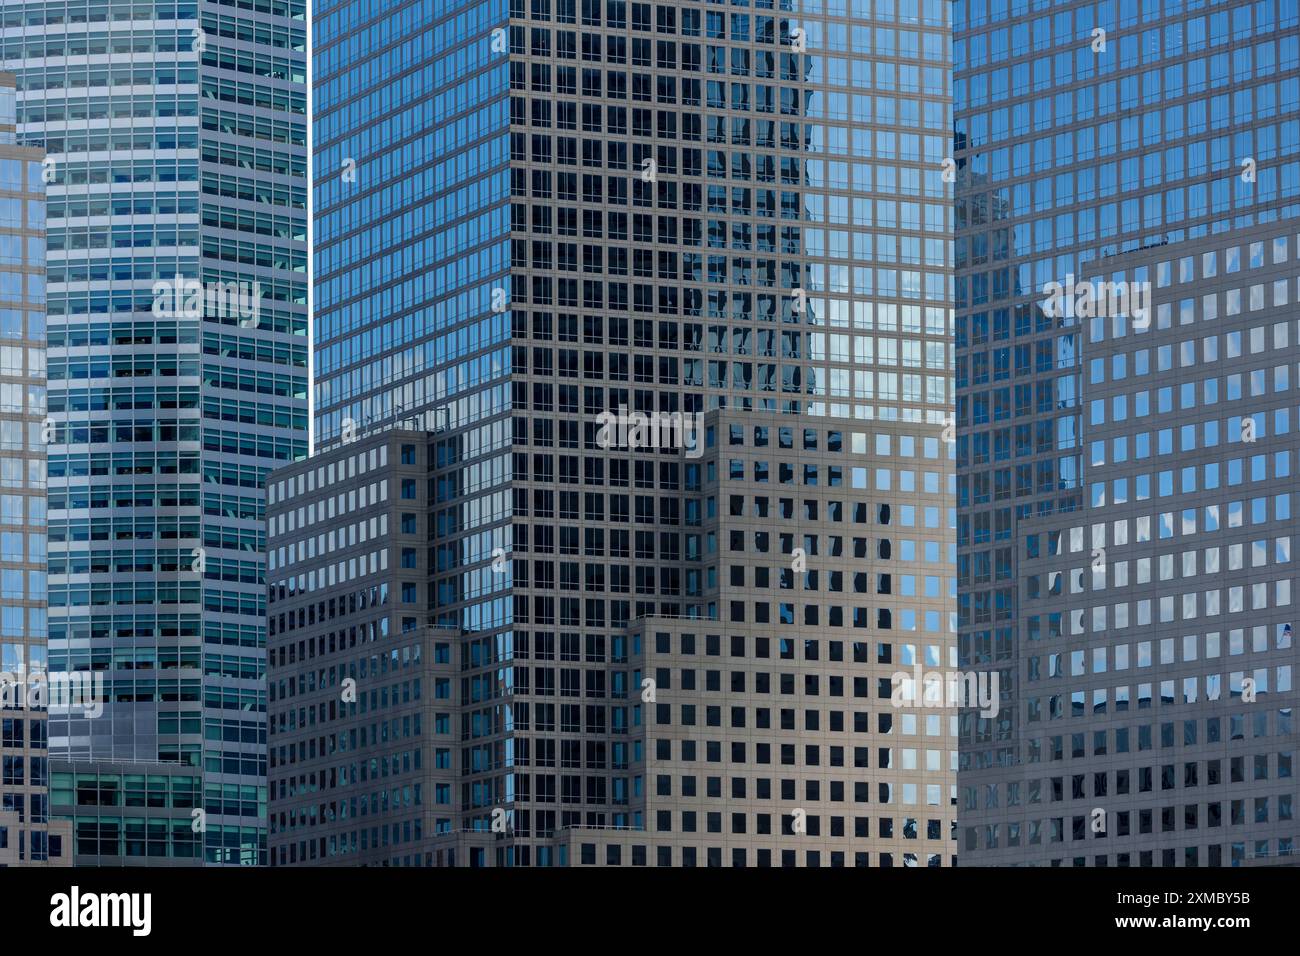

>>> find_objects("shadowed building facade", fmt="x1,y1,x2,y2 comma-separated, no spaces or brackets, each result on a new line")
278,0,958,866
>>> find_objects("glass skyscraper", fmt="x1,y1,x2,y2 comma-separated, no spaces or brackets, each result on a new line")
279,0,957,866
1,0,308,864
0,69,72,866
955,0,1300,864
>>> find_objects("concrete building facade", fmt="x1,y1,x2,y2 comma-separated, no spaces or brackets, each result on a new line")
268,409,958,866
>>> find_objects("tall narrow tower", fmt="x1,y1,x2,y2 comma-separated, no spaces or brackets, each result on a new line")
2,0,308,865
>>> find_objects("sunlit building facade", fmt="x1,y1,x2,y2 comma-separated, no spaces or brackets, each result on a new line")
954,0,1300,865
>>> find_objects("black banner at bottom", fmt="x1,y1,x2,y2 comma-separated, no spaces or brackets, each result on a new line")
4,864,1284,944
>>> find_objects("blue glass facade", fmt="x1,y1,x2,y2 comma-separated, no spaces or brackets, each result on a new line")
0,70,72,866
2,0,309,864
954,0,1300,864
288,0,959,867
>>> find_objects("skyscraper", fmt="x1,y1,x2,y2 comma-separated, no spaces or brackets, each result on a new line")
272,0,958,866
2,0,309,864
954,0,1300,864
0,69,71,867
